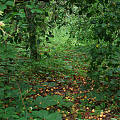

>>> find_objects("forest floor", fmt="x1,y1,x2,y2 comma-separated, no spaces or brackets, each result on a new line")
16,47,119,120
3,47,119,120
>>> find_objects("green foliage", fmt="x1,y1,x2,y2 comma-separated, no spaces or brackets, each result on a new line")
0,0,120,119
63,0,120,116
87,0,120,95
32,110,62,120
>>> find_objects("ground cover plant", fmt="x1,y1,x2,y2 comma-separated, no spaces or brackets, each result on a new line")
0,0,120,120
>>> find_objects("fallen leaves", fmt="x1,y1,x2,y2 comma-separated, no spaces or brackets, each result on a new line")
1,49,119,120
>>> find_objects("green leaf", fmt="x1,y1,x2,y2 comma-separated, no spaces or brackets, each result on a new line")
3,107,16,118
116,90,120,96
6,1,14,6
34,95,58,108
46,112,62,120
32,110,48,118
59,101,73,108
5,107,16,114
0,4,7,11
26,5,34,9
7,89,19,97
19,117,27,120
111,118,117,120
102,23,106,27
0,88,4,99
31,9,42,14
0,108,4,114
65,65,72,70
19,13,26,18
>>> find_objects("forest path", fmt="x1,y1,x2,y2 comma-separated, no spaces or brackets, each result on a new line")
16,47,116,120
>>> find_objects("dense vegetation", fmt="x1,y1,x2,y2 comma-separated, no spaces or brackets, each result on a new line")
0,0,120,120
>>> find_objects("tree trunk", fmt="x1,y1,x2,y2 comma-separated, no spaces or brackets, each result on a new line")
24,7,38,60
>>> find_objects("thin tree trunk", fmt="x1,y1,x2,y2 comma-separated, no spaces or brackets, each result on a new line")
24,7,38,60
